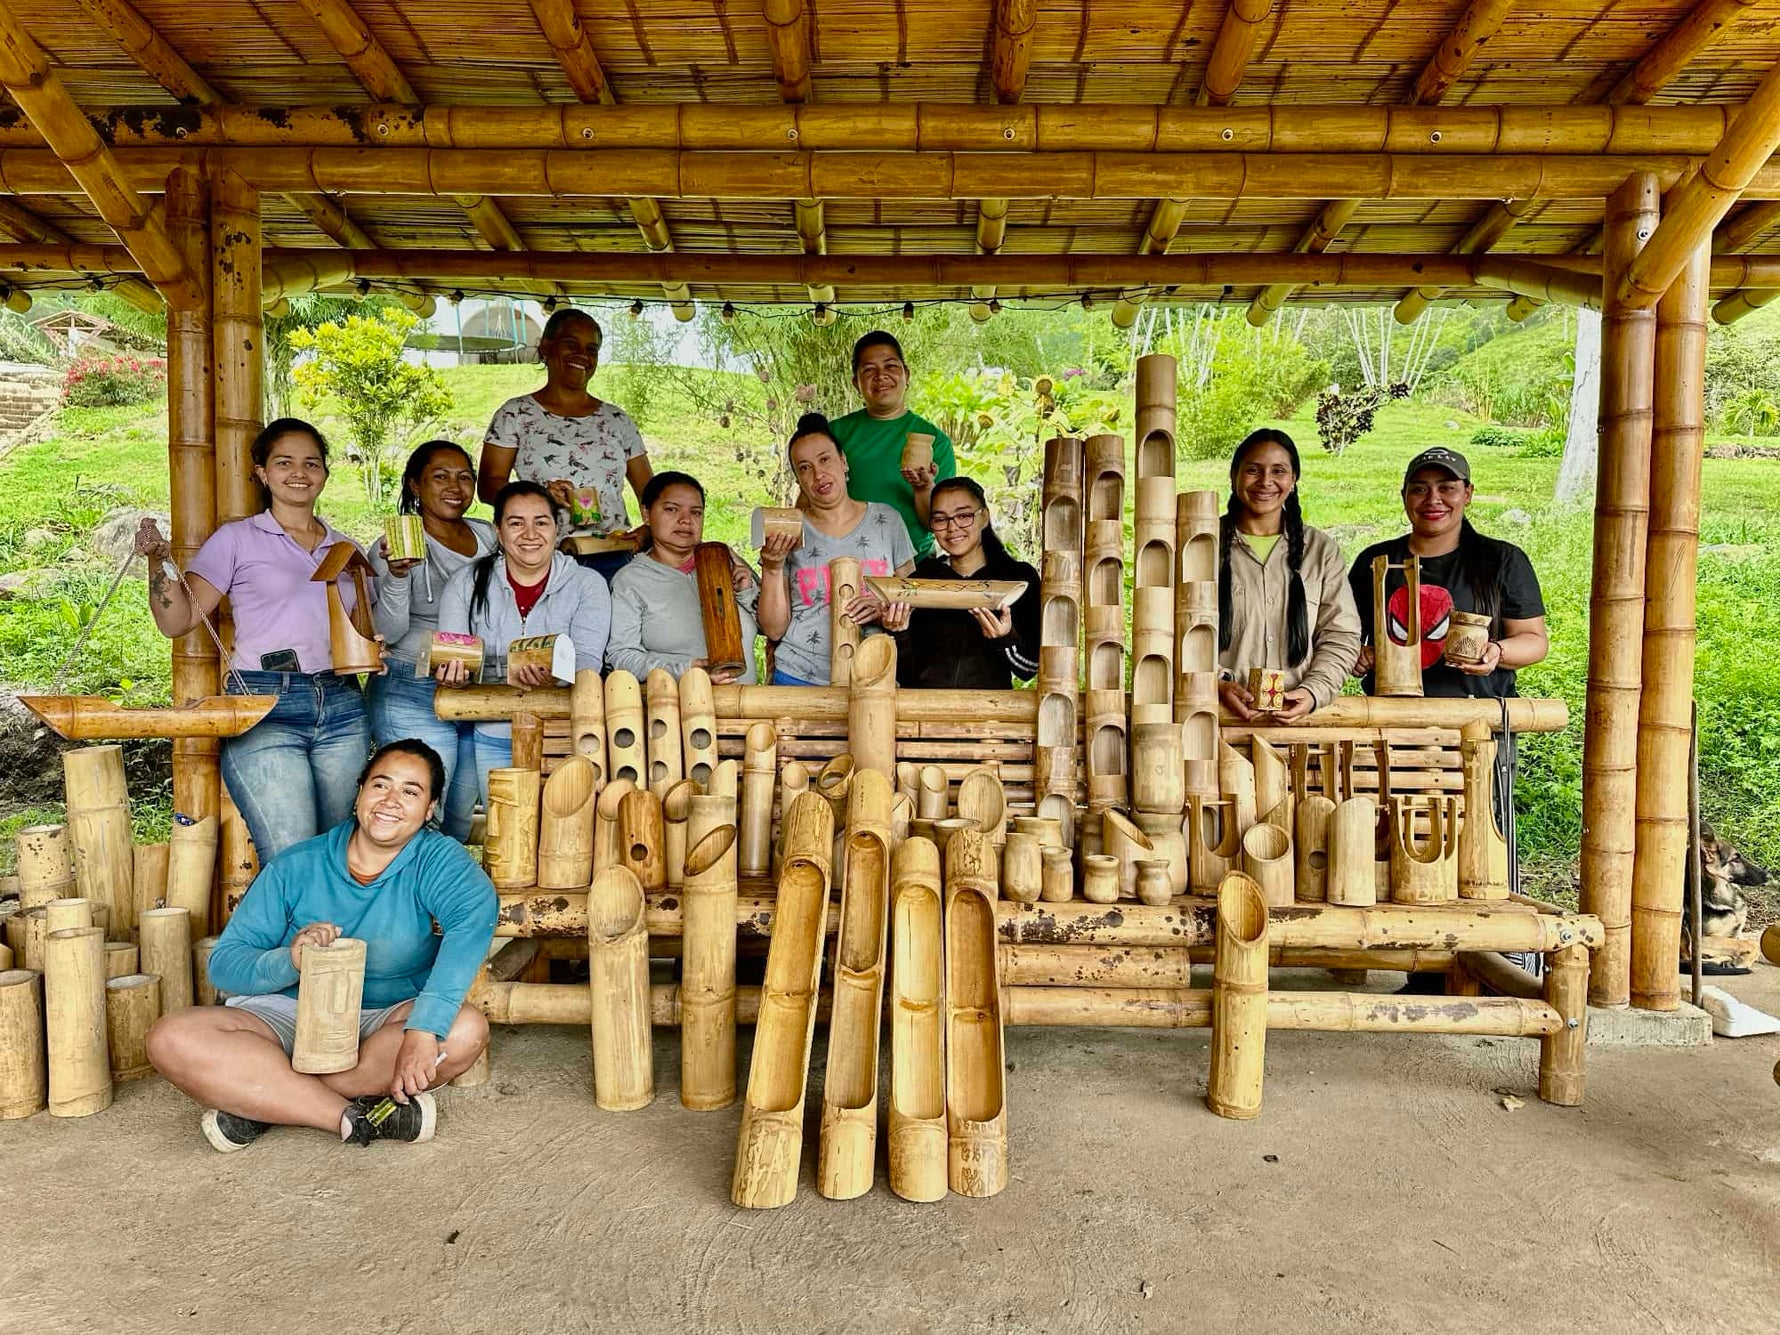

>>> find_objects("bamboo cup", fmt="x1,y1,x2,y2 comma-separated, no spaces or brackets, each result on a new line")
63,745,134,939
617,788,666,893
828,557,863,686
1133,811,1189,898
663,779,697,891
604,669,645,786
750,506,803,548
587,865,653,1111
1001,832,1043,904
193,935,219,1005
138,906,194,1013
104,941,138,979
166,813,217,935
537,755,597,890
917,765,948,820
819,769,893,1200
1135,859,1173,907
1370,553,1424,697
644,667,683,797
16,824,74,909
679,666,719,788
1327,797,1379,906
1189,795,1240,891
47,898,94,934
681,797,739,1111
1295,794,1336,903
944,829,1008,1197
740,722,778,877
1242,822,1294,909
1082,853,1120,904
292,936,365,1074
105,972,160,1082
889,836,947,1203
847,634,898,780
484,768,542,890
571,668,608,787
132,842,169,924
0,969,47,1118
1102,809,1154,901
901,431,935,473
1458,722,1509,900
1445,610,1492,666
1040,846,1074,903
46,926,111,1117
1389,796,1460,905
732,793,834,1209
1206,873,1268,1120
594,777,635,872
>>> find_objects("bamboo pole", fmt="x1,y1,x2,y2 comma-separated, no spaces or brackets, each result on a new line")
536,755,597,890
617,788,666,893
1207,873,1268,1119
1394,198,1535,324
1458,723,1508,900
45,926,111,1117
587,866,653,1111
132,842,169,925
1471,258,1603,310
1584,172,1661,1009
16,910,47,974
643,667,683,797
139,905,194,1012
847,634,898,781
828,557,863,687
888,837,947,1202
105,973,160,1083
569,668,607,787
209,166,262,528
663,779,697,892
1246,199,1361,326
679,666,719,789
739,723,777,878
294,0,417,102
16,824,74,910
944,829,1008,1197
485,768,542,891
1036,434,1083,844
17,696,278,741
604,669,645,786
63,746,134,939
1084,433,1127,812
1410,0,1516,106
681,797,739,1111
1609,0,1763,105
1200,0,1272,106
999,943,1457,986
1630,237,1710,1011
1711,286,1779,323
1003,986,1563,1034
1188,795,1238,891
0,969,47,1118
193,935,219,1005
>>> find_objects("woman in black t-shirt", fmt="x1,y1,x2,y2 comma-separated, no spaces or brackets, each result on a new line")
1348,447,1548,699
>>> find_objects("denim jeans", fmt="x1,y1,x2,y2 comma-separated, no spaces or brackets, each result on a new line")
570,548,633,583
367,663,480,842
769,668,822,687
471,728,514,808
222,670,372,865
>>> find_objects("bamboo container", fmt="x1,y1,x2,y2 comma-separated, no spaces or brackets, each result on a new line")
815,753,855,837
138,906,193,1012
193,935,219,1005
732,793,834,1209
818,769,893,1199
663,779,697,892
105,972,159,1082
955,767,1007,847
693,542,748,675
383,513,427,562
1219,741,1258,838
917,765,948,820
291,936,365,1074
587,866,653,1111
1242,822,1294,909
18,909,48,974
1189,795,1240,891
604,669,645,786
416,632,486,683
1253,737,1290,833
1444,610,1492,666
0,969,46,1118
644,668,684,797
889,836,947,1203
828,557,863,687
104,941,138,979
218,791,256,928
536,755,597,890
944,829,1007,1198
617,788,666,893
750,506,803,548
1082,853,1120,905
1001,832,1044,904
1389,796,1460,905
1131,721,1186,815
1206,873,1268,1120
739,722,778,877
45,926,110,1117
776,761,810,870
1295,794,1335,902
132,842,169,924
1133,811,1189,898
681,797,739,1111
1327,797,1379,906
932,817,979,859
16,824,74,909
1134,860,1173,907
570,668,607,788
1101,810,1154,901
1040,846,1074,903
711,759,740,801
594,777,634,872
165,813,217,935
63,745,134,938
847,633,898,780
47,898,94,934
1370,554,1424,697
1037,434,1083,847
1458,723,1509,900
484,768,542,890
1538,943,1589,1106
676,667,720,792
896,761,920,808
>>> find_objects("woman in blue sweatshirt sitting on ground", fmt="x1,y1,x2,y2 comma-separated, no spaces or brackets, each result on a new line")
147,739,498,1152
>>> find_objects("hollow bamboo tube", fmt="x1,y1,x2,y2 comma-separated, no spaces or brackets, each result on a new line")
896,761,920,808
1457,723,1508,901
1189,795,1240,891
776,761,809,871
708,758,738,802
131,842,169,923
593,777,634,872
1038,435,1083,833
138,906,193,1013
955,767,1007,847
1001,832,1043,905
484,768,541,890
587,866,653,1111
0,969,47,1118
1295,794,1335,903
45,926,110,1117
1130,720,1185,816
1538,943,1589,1107
643,667,683,797
16,824,74,910
814,753,855,836
818,769,893,1199
510,711,544,772
193,935,219,1005
1242,822,1293,909
1207,873,1268,1120
888,836,947,1202
1004,986,1562,1034
1584,172,1661,1010
570,667,607,787
1134,352,1177,479
732,793,833,1209
828,557,863,687
165,814,217,935
617,788,666,893
209,165,261,525
536,755,597,890
679,666,719,789
217,789,256,928
1326,797,1378,907
1389,796,1459,905
1220,740,1258,838
104,942,137,980
1370,554,1424,697
739,722,777,877
18,909,48,974
847,633,898,781
63,745,134,938
1253,737,1289,834
291,935,366,1075
943,829,1007,1197
1041,845,1074,903
917,765,948,820
47,898,94,934
663,779,697,892
1630,238,1710,1012
681,797,739,1111
105,972,160,1083
604,669,645,787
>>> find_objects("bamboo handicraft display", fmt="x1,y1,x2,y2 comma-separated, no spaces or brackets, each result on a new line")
536,755,597,890
889,836,947,1202
693,542,748,674
310,545,384,675
644,668,684,796
1389,796,1460,905
138,906,193,1013
862,576,1026,611
45,926,110,1118
604,670,645,786
617,788,666,893
570,668,607,786
105,973,160,1082
63,746,133,938
739,722,778,877
1370,553,1424,698
1206,873,1268,1120
291,936,365,1074
0,969,47,1119
1102,809,1155,901
943,829,1007,1198
847,634,898,780
1253,737,1291,834
1458,723,1509,900
679,667,719,788
484,768,541,890
828,557,863,687
681,797,739,1111
1036,434,1083,845
1083,432,1128,811
587,866,654,1111
1176,489,1222,798
1131,485,1176,725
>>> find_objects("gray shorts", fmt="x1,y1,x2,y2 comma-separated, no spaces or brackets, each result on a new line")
224,993,412,1057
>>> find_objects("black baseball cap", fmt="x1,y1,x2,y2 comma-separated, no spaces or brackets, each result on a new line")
1403,447,1471,486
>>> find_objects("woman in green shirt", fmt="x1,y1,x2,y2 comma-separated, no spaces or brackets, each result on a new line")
828,330,956,558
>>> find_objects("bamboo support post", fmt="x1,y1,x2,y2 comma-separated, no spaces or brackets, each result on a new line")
536,755,597,890
1201,0,1271,105
1242,822,1294,909
1458,723,1509,900
644,668,683,797
1083,433,1128,811
944,829,1008,1198
740,722,777,877
1207,873,1268,1120
847,634,898,781
570,668,607,787
210,166,262,526
604,669,645,786
1538,943,1589,1106
45,926,111,1117
0,969,47,1118
16,824,74,909
105,972,160,1083
1370,555,1424,697
484,768,542,890
889,836,947,1202
679,666,719,788
138,905,194,1014
1036,435,1083,844
587,866,653,1111
63,745,134,938
663,779,697,892
617,788,666,893
593,777,634,872
828,557,864,686
681,797,739,1110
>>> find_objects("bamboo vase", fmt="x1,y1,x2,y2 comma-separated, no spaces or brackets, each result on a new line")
588,865,654,1111
45,926,111,1118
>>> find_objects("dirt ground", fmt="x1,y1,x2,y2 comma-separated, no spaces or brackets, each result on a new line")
4,964,1780,1335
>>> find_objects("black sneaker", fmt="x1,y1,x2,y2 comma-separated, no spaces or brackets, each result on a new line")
343,1092,437,1146
201,1108,270,1153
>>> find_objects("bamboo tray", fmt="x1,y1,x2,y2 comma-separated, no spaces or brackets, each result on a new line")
22,695,276,740
864,576,1026,611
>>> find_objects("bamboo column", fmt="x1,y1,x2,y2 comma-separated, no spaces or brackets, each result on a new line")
1583,172,1661,1009
739,722,777,877
1458,722,1509,900
889,836,946,1202
63,746,134,938
1176,490,1221,796
604,670,645,786
587,866,653,1110
536,755,596,890
1630,236,1710,1011
645,667,683,797
1206,872,1268,1119
680,666,719,788
45,926,111,1117
571,668,607,788
944,829,1007,1198
828,557,863,686
1538,943,1589,1106
217,793,256,928
847,634,898,781
681,795,739,1110
1083,433,1128,813
0,969,47,1119
210,165,261,529
1036,435,1083,844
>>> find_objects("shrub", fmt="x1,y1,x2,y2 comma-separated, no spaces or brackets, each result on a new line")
61,355,166,408
1469,424,1533,450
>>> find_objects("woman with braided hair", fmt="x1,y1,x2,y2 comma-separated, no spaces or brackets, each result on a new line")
1215,428,1361,721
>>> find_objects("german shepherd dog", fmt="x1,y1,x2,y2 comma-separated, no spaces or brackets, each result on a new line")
1693,821,1769,942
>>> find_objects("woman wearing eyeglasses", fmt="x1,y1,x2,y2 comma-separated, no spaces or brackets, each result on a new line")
879,476,1039,689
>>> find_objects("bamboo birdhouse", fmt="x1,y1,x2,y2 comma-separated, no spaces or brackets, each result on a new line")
310,543,384,675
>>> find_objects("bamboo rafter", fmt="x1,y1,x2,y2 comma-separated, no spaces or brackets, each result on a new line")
75,0,220,105
1393,197,1536,324
293,0,418,104
285,191,377,249
1714,200,1780,252
1245,199,1359,326
1409,0,1516,107
1606,0,1762,107
1110,198,1190,327
990,0,1037,106
0,196,159,311
763,0,813,104
1200,0,1273,107
1472,257,1603,310
1711,287,1778,323
526,0,611,104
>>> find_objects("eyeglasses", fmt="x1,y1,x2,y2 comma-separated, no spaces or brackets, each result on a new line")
931,508,982,531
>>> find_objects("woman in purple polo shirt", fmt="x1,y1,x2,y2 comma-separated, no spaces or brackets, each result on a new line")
140,418,374,864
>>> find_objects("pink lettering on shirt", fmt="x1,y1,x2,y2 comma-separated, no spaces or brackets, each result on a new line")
795,558,892,608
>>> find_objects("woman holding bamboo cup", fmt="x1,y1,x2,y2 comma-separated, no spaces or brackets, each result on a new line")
1214,428,1361,722
137,418,375,866
879,476,1040,689
368,440,497,841
757,413,916,687
829,331,956,559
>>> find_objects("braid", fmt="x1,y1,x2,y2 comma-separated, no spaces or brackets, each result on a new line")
1216,499,1239,652
1283,491,1310,665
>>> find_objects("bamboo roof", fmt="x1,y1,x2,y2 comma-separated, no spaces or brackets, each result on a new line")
2,1,1779,312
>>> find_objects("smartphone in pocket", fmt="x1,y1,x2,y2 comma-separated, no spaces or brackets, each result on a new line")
259,648,302,673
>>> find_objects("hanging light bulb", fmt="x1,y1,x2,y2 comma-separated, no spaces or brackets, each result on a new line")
988,298,1003,315
1080,292,1095,311
448,289,465,306
629,299,645,319
901,301,915,322
720,301,736,323
354,278,372,296
542,295,558,312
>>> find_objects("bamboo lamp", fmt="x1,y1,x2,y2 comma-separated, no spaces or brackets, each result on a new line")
1001,832,1043,905
45,926,111,1117
617,787,666,893
1389,796,1460,906
681,797,739,1111
1040,846,1074,903
679,666,719,789
1036,434,1084,850
1295,794,1336,903
193,935,220,1005
1206,873,1268,1120
15,823,74,909
138,905,193,1012
943,828,1007,1198
131,842,168,930
1327,797,1379,907
1242,821,1294,909
1458,722,1509,900
536,755,597,890
63,745,134,938
570,668,607,788
693,542,748,676
1189,795,1240,892
587,865,654,1111
1370,553,1424,697
604,670,645,787
104,941,138,980
732,793,834,1209
739,722,778,877
663,779,697,892
309,544,385,675
105,972,160,1082
0,969,47,1118
594,777,635,872
828,557,863,687
916,765,948,820
955,767,1007,847
165,813,217,935
644,667,683,797
291,936,365,1074
889,836,947,1203
818,769,893,1200
484,768,541,890
847,635,898,781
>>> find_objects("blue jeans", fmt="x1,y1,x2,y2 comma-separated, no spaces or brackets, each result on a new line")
770,668,822,687
571,549,633,583
472,728,514,807
221,671,372,865
367,664,480,842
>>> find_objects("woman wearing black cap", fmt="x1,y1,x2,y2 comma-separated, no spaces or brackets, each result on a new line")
1348,447,1549,699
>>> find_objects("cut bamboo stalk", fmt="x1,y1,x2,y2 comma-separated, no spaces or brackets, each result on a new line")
587,866,654,1111
892,793,913,844
1189,795,1240,891
105,972,160,1083
484,768,542,890
1102,809,1155,901
1253,737,1289,834
693,543,748,674
18,909,48,974
818,769,893,1199
47,898,94,934
1538,943,1589,1106
0,969,47,1118
828,557,863,687
1005,986,1562,1034
710,758,740,802
1037,434,1083,846
732,792,833,1209
740,722,778,877
570,668,607,788
291,936,365,1074
617,788,666,893
1370,554,1424,697
138,906,193,1013
1131,475,1176,721
955,767,1007,847
164,812,217,936
1324,797,1379,907
604,669,645,786
130,842,168,927
889,836,947,1202
1001,832,1043,905
1220,740,1258,838
679,666,719,789
193,935,219,1005
1295,794,1335,903
1131,721,1185,815
663,779,697,892
1458,722,1509,900
1207,872,1268,1119
776,761,810,871
944,829,1008,1197
644,667,683,797
103,942,137,980
1040,845,1074,903
1132,811,1188,898
847,634,898,780
45,926,110,1117
896,761,920,808
536,755,597,890
1389,796,1460,905
15,824,74,909
217,789,256,928
1083,433,1128,811
917,764,949,820
594,776,634,872
63,745,134,940
815,754,855,838
509,710,544,774
1242,822,1294,909
681,796,739,1110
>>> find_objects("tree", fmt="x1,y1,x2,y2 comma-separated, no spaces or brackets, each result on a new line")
289,309,453,509
1554,309,1601,507
265,292,404,420
1722,387,1780,438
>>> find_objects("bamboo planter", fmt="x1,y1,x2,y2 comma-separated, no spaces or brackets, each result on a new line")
105,973,160,1083
571,668,607,788
889,836,947,1202
645,667,683,797
63,745,134,939
484,768,541,890
1206,873,1268,1120
45,926,110,1118
681,796,739,1111
587,866,654,1111
138,906,193,1013
828,557,863,687
739,722,777,877
0,969,47,1118
1369,554,1424,697
847,634,898,781
536,755,597,890
944,829,1007,1198
604,670,645,787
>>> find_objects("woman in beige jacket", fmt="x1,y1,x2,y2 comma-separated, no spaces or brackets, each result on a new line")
1216,428,1362,721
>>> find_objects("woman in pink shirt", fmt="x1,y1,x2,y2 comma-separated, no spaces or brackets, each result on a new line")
139,418,375,864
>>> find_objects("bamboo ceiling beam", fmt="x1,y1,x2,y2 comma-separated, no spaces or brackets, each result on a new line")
454,192,559,300
0,11,200,310
1607,0,1761,106
763,0,813,104
526,0,611,104
1244,199,1359,327
293,0,418,105
1471,257,1603,310
1392,197,1534,323
1409,0,1516,107
1711,287,1777,323
990,0,1037,106
0,195,160,311
75,0,220,105
794,196,833,306
1619,61,1780,309
1199,0,1272,107
285,191,376,249
1713,199,1780,253
1110,197,1190,328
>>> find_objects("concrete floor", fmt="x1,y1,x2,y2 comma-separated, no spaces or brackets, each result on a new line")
4,966,1779,1334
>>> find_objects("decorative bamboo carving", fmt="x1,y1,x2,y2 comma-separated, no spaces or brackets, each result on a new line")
587,866,654,1111
1001,832,1044,904
484,768,542,890
663,779,697,892
1037,434,1083,844
1389,796,1460,905
955,767,1007,848
536,755,597,890
617,788,666,893
1370,553,1424,697
678,666,719,789
1538,943,1589,1106
943,829,1007,1197
1242,822,1294,909
1083,433,1127,811
847,634,898,781
1206,873,1268,1120
1327,797,1379,906
828,557,863,687
594,776,634,872
570,668,607,788
739,722,777,877
863,576,1025,610
604,669,645,786
888,836,947,1202
0,969,46,1119
693,543,748,675
63,745,133,939
45,926,111,1117
681,796,739,1111
1458,723,1509,900
917,765,948,820
138,906,193,1013
16,824,74,910
1082,853,1120,905
1041,845,1074,903
644,667,683,797
292,936,369,1076
1295,794,1335,902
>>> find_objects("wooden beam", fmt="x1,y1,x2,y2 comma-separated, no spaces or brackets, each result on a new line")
284,191,376,249
1392,197,1535,323
1409,0,1516,107
526,0,612,105
1713,199,1780,253
1200,0,1273,107
1245,199,1359,326
1607,0,1761,106
293,0,418,104
763,0,813,104
990,0,1036,106
75,0,220,105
